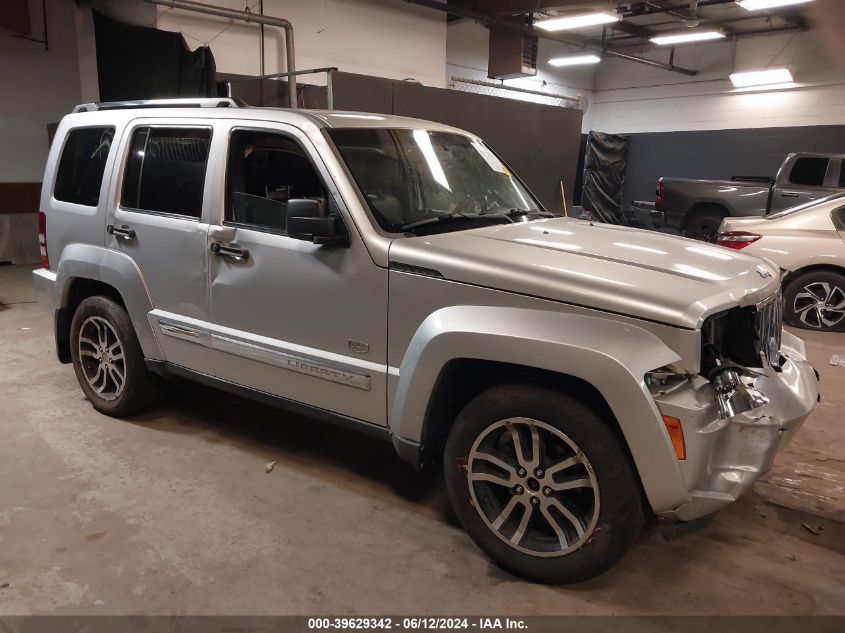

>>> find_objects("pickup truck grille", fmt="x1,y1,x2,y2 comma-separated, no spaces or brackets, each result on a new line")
700,291,783,375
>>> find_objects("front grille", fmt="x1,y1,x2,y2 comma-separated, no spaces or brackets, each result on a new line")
756,290,783,367
700,290,783,375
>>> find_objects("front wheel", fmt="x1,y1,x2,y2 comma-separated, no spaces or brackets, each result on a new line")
444,384,643,584
783,270,845,332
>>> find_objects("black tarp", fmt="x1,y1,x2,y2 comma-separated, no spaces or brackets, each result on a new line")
93,11,217,102
580,131,630,224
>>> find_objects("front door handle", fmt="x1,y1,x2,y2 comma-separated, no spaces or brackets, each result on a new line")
780,192,800,198
210,242,250,261
107,224,136,240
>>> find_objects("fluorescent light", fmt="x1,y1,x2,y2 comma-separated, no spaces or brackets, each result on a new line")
650,30,726,45
737,0,813,11
535,12,620,31
548,54,601,67
730,67,794,87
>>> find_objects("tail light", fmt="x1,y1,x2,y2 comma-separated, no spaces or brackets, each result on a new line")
38,211,50,269
655,181,665,205
715,231,762,250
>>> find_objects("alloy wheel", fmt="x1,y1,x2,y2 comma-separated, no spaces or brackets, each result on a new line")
467,417,600,558
78,316,127,401
793,281,845,329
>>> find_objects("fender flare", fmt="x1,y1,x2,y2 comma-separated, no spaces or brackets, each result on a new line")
56,244,163,360
389,306,689,513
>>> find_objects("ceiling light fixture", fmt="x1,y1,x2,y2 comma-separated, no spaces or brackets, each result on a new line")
535,12,620,32
729,67,794,87
650,30,726,45
548,54,602,67
736,0,814,11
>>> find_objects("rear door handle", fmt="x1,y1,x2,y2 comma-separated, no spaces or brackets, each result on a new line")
780,192,800,198
210,242,250,261
107,224,136,240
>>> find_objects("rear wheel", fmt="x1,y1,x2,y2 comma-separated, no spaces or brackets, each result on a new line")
683,206,726,241
70,296,160,416
444,384,643,584
784,270,845,332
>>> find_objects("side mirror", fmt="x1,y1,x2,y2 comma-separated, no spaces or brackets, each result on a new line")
286,198,349,247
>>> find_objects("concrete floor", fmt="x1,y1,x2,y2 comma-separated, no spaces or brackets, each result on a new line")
1,263,843,616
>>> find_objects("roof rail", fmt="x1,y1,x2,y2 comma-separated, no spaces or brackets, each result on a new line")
73,98,239,113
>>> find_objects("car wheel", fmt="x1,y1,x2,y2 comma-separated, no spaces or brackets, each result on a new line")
784,270,845,332
684,209,725,241
444,384,643,584
70,295,160,416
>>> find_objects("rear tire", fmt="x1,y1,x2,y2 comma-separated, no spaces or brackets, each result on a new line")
69,296,160,416
443,384,643,584
783,270,845,332
683,206,726,241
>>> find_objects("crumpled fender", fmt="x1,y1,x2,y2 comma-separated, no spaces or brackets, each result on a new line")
389,305,690,512
56,243,163,360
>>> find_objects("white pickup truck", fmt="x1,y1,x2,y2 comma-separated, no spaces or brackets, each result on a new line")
656,152,845,240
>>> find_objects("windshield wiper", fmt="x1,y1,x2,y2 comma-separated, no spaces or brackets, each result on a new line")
484,208,557,220
398,212,479,232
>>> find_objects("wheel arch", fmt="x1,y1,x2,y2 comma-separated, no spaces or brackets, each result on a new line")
681,202,730,230
418,358,628,470
56,277,127,363
388,306,690,513
782,263,845,288
55,244,163,363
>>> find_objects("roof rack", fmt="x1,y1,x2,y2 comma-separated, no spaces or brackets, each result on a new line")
73,98,239,113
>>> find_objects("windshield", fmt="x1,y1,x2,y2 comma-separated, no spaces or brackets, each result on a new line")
327,128,547,232
767,193,845,220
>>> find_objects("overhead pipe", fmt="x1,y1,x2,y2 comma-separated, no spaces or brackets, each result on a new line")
404,0,698,76
145,0,297,108
451,76,581,107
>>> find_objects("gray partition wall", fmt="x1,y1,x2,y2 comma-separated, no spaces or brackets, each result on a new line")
622,125,845,208
329,72,584,212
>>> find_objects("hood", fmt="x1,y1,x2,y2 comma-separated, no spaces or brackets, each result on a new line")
388,218,780,329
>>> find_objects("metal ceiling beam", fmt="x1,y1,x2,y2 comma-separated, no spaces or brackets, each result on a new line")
607,23,805,48
410,0,699,75
448,1,602,15
616,0,735,16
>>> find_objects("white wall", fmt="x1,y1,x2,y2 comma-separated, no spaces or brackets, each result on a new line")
588,29,845,133
156,0,447,88
0,0,82,183
446,19,594,112
445,21,845,135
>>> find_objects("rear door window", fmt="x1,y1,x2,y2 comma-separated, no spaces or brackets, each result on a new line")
121,127,211,218
789,157,829,187
54,127,115,206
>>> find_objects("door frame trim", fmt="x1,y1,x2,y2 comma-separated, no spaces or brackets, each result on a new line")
150,309,384,391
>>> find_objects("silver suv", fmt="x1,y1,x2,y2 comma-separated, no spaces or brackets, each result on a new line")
33,98,819,583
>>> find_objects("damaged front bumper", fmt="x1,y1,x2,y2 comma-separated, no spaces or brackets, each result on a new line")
653,329,819,524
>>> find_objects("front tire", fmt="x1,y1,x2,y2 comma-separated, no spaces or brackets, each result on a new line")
69,296,159,416
783,270,845,332
444,384,643,584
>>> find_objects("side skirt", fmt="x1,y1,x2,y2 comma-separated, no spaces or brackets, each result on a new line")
145,359,393,442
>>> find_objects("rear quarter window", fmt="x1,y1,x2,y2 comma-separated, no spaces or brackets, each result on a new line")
54,127,115,206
